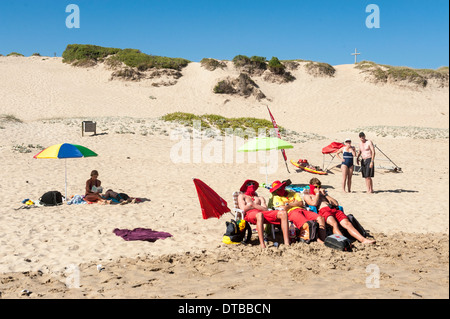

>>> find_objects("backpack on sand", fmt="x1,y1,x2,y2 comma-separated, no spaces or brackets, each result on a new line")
222,219,252,245
297,220,319,244
39,191,63,206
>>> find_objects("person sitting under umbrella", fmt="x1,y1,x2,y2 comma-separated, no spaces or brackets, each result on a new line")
237,179,290,248
85,170,104,203
270,180,327,243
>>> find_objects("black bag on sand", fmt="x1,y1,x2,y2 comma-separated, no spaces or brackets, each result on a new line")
324,234,353,252
39,191,63,206
297,220,319,244
339,214,369,242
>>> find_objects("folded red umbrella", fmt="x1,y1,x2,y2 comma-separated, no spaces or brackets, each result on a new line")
322,142,345,154
193,178,230,219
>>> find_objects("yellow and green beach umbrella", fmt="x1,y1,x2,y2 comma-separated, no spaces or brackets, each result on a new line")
238,137,293,184
237,136,293,152
34,143,98,200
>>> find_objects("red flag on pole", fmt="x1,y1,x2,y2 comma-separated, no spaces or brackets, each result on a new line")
267,106,290,173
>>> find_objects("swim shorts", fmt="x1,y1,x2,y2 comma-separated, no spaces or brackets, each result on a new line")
361,158,375,178
319,206,347,223
288,208,320,229
117,193,130,201
245,209,281,225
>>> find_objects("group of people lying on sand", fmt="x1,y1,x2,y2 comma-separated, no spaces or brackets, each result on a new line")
238,178,376,248
85,170,137,205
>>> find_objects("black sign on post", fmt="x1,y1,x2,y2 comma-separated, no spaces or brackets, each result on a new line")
82,121,97,137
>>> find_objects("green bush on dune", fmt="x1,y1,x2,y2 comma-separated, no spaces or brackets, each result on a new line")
274,58,337,77
304,61,336,77
62,44,191,71
231,55,295,82
161,112,285,137
200,58,227,71
7,52,24,57
203,114,284,134
213,80,236,94
436,66,449,73
268,57,285,75
161,112,211,129
356,61,449,87
417,66,449,82
387,67,427,87
113,49,190,71
232,55,268,73
62,44,121,63
213,73,266,100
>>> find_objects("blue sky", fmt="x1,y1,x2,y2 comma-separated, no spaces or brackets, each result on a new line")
0,0,448,69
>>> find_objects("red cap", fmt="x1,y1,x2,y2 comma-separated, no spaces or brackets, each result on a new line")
240,180,259,192
270,180,287,193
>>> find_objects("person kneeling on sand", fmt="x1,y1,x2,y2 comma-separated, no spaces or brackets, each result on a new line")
237,180,290,248
270,180,326,243
304,178,375,245
102,189,136,205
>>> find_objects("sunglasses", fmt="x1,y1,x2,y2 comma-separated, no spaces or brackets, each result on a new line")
314,185,321,188
247,182,256,186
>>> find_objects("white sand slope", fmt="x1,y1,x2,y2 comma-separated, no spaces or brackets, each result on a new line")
1,56,448,133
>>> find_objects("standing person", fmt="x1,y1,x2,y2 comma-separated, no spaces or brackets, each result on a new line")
85,170,104,203
237,179,290,248
356,132,375,193
337,138,356,193
304,178,375,245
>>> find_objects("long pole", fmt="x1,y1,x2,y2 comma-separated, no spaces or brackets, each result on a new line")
265,151,268,185
375,145,400,169
65,159,67,201
266,106,290,173
284,158,290,173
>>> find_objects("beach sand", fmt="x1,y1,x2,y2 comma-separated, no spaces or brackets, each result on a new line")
0,56,448,299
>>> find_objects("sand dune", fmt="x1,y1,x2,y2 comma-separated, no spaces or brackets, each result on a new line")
1,56,448,133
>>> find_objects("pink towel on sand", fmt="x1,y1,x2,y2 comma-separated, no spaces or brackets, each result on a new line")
113,228,173,242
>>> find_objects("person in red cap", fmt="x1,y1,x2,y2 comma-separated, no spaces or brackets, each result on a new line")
237,179,290,248
304,178,376,245
271,180,327,243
